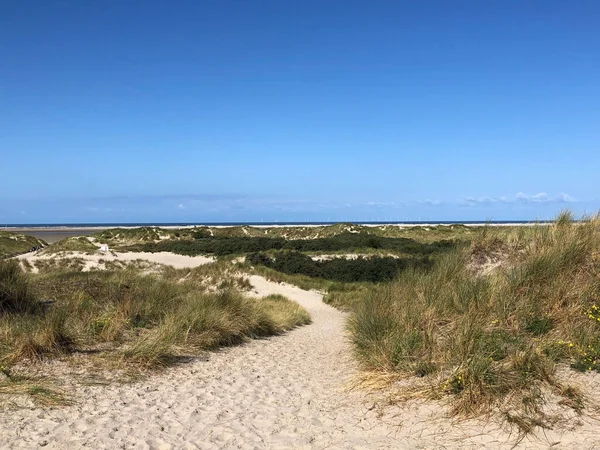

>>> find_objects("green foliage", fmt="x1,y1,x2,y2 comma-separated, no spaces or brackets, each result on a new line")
346,213,600,423
0,260,37,314
525,316,554,336
0,265,310,372
40,236,99,255
247,251,432,283
0,231,46,258
126,232,458,257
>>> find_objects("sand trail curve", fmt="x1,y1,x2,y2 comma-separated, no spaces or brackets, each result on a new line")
1,276,598,449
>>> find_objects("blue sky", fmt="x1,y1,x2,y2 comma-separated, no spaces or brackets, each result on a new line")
1,1,598,223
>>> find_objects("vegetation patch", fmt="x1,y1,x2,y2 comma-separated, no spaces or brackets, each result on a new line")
40,236,99,255
0,232,46,258
125,232,459,257
0,260,310,381
345,212,600,428
247,251,432,283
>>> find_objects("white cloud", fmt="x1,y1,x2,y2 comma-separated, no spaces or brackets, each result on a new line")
557,193,576,203
178,203,185,209
460,196,503,206
462,192,575,207
421,199,443,206
365,201,396,207
516,192,549,203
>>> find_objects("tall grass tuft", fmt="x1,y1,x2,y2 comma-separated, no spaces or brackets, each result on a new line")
348,212,600,425
0,264,310,373
0,260,37,314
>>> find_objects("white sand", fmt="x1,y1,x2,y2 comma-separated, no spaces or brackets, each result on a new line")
16,251,214,272
1,275,599,448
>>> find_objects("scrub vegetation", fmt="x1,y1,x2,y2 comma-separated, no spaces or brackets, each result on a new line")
39,236,99,255
0,232,46,258
5,215,598,431
246,251,433,283
125,232,458,257
0,259,310,405
343,212,600,430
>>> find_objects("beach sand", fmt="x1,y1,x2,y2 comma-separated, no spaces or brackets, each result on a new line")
16,250,215,272
1,260,599,448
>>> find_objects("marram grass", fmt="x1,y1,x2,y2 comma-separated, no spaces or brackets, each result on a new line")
0,263,310,373
347,212,600,429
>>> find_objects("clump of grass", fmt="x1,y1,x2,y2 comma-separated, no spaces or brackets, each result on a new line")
347,212,600,427
0,262,311,380
40,236,98,255
0,231,46,258
258,294,311,330
0,260,37,314
32,257,87,273
1,306,75,364
323,283,372,311
0,376,71,407
118,291,310,367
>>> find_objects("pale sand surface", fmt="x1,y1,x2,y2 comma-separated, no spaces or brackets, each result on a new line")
16,251,215,272
2,274,600,448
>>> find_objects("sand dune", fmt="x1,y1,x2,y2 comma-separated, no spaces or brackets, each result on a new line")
1,275,599,449
16,250,215,272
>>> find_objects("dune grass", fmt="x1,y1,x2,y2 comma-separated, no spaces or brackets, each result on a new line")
40,236,100,255
91,223,475,244
0,231,46,258
0,260,310,400
346,212,600,428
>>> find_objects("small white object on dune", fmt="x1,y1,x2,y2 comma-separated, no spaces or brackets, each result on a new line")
99,244,109,252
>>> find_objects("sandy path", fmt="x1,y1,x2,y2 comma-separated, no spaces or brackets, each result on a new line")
16,251,215,272
1,276,599,449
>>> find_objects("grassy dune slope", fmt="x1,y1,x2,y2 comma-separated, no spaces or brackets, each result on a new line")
0,232,46,258
347,212,600,429
87,223,474,251
0,260,310,405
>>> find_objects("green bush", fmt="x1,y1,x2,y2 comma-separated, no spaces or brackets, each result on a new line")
246,251,433,283
125,232,458,257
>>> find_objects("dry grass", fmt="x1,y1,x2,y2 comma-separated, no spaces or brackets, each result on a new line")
347,212,600,429
0,231,46,258
39,236,99,255
0,259,311,404
0,380,71,408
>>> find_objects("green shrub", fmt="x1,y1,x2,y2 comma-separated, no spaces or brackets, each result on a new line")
247,251,432,283
125,232,459,257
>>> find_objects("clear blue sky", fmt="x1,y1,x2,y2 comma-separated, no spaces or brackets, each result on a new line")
1,0,598,223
